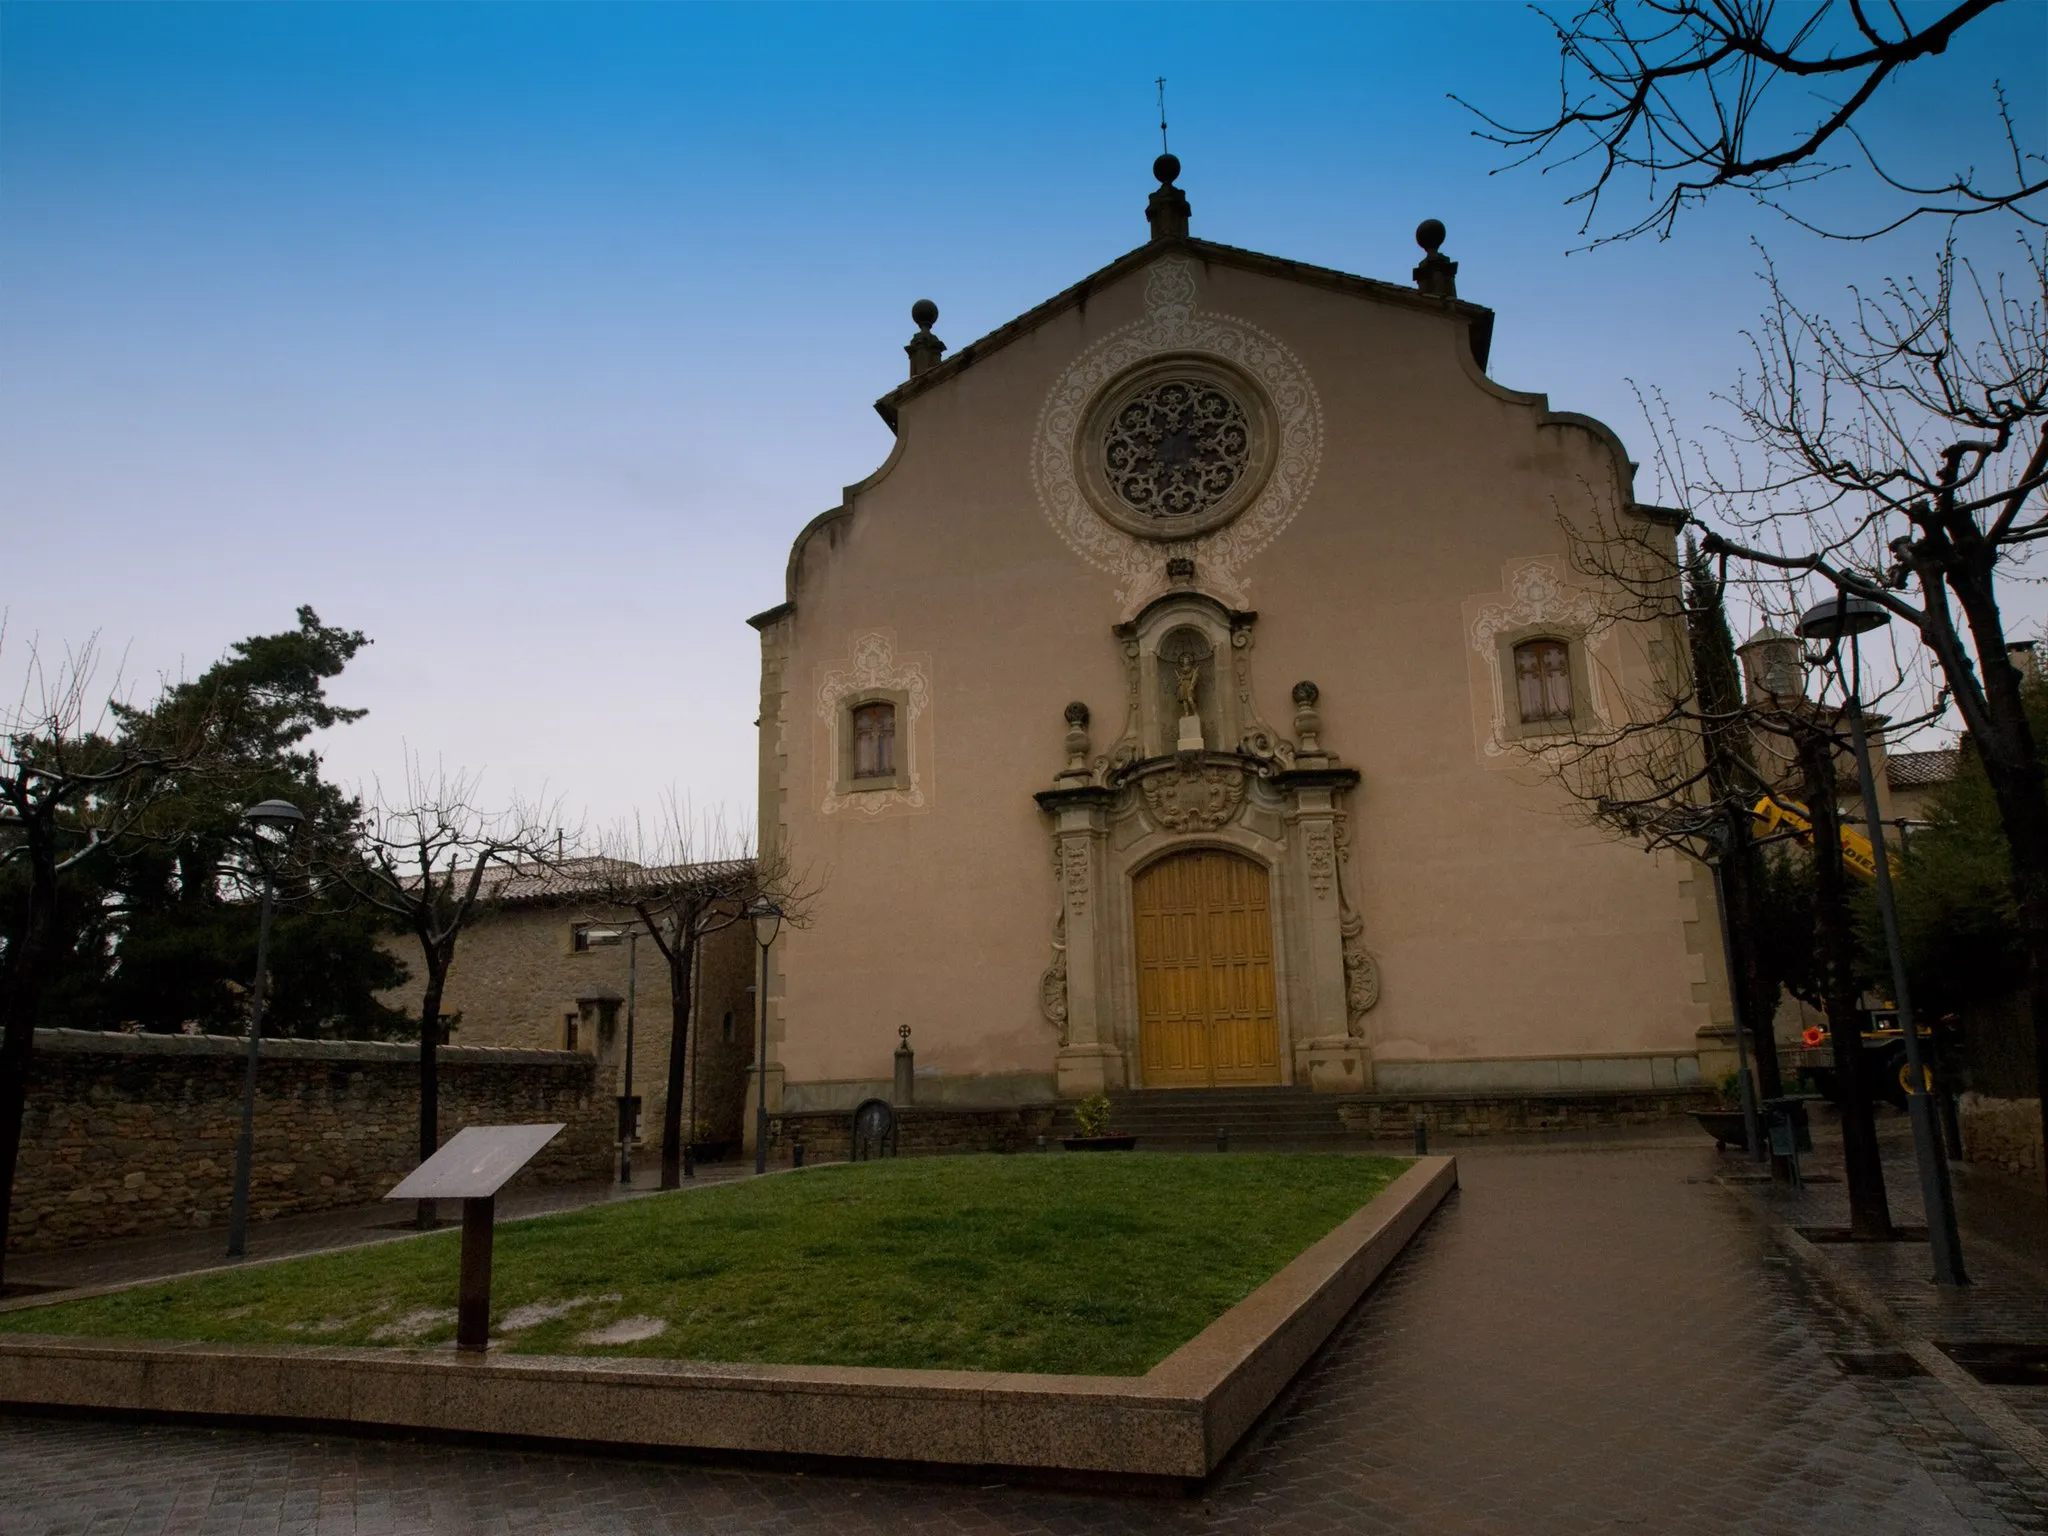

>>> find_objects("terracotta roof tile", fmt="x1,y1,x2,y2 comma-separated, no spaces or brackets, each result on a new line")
1886,750,1959,789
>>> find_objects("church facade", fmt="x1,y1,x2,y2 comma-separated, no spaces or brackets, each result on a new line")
748,160,1726,1115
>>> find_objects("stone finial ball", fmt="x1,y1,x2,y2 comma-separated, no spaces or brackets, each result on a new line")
1154,152,1181,185
1065,700,1091,727
1416,218,1447,253
911,298,939,330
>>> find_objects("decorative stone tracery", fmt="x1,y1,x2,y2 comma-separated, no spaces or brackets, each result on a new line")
1103,378,1252,521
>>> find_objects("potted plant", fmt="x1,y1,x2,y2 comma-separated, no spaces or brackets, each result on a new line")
1693,1072,1757,1151
1063,1093,1137,1151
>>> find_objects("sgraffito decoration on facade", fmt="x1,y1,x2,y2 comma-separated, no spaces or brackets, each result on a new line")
1138,761,1248,832
1032,258,1324,612
817,631,931,816
1470,558,1611,757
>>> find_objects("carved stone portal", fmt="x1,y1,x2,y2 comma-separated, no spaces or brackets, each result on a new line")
1036,591,1376,1094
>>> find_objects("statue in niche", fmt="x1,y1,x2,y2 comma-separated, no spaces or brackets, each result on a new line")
1174,650,1201,720
1158,629,1215,754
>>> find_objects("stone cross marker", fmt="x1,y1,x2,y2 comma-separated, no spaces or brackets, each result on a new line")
386,1123,563,1353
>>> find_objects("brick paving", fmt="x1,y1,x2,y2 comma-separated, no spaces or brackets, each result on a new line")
4,1135,2046,1533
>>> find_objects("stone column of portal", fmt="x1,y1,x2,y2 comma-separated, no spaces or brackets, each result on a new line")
1282,772,1370,1093
1042,788,1125,1098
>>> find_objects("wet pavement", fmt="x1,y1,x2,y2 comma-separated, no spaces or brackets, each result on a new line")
3,1127,2045,1533
4,1163,754,1296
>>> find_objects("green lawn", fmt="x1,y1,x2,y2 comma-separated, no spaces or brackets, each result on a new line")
0,1152,1407,1376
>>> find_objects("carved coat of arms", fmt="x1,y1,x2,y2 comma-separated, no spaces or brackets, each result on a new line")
1139,763,1246,832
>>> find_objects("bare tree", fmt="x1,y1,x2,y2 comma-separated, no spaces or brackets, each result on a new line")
1659,235,2048,1193
1541,517,1926,1228
583,799,814,1189
1464,0,2042,242
0,638,203,1283
327,761,562,1225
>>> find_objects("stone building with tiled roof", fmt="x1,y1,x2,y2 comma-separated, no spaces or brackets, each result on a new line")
377,860,758,1161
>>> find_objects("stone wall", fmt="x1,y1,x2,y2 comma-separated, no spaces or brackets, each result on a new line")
1958,1093,2044,1180
9,1030,613,1253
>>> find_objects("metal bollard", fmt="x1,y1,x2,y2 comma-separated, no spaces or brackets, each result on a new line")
1413,1119,1429,1156
1217,1125,1229,1153
1036,1134,1048,1153
791,1141,805,1169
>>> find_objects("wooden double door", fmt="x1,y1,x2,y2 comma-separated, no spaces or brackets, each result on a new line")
1134,849,1281,1087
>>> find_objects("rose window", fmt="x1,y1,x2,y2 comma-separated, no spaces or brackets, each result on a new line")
1101,380,1252,521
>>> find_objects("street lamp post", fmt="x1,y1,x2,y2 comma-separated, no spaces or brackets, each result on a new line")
748,896,784,1175
227,798,304,1260
1798,594,1967,1286
620,929,638,1185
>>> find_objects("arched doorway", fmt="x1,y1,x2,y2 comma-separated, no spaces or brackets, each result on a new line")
1133,848,1281,1087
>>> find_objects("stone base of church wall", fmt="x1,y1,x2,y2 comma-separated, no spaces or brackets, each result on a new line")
1297,1037,1371,1093
764,1104,1060,1162
1055,1044,1128,1098
1337,1087,1715,1138
1369,1052,1702,1096
781,1072,1059,1114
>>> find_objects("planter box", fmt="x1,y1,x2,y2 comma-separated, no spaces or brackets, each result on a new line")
0,1158,1458,1483
1062,1135,1139,1151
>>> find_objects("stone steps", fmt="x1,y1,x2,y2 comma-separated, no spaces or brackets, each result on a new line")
1055,1087,1350,1142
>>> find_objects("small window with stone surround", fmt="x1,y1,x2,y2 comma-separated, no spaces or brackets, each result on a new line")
1514,639,1573,724
834,690,912,793
852,700,895,779
1490,627,1596,743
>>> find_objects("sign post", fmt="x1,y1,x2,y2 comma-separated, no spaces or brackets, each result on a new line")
385,1124,563,1353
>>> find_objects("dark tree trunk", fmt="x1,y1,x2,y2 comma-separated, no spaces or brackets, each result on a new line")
661,935,697,1190
1798,728,1894,1236
415,956,449,1228
1939,554,2048,1203
1721,818,1787,1102
0,832,57,1288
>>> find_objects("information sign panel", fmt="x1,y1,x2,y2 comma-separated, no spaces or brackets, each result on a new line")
385,1124,563,1202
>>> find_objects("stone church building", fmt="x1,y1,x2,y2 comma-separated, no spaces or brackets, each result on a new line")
747,158,1723,1117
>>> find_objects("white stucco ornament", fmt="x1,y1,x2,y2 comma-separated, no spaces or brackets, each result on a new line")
1470,558,1613,756
818,631,930,816
1032,258,1324,613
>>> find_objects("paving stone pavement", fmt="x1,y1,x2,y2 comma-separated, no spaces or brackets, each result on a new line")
4,1139,2046,1534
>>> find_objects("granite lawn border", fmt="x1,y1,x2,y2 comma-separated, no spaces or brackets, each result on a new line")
0,1155,1457,1481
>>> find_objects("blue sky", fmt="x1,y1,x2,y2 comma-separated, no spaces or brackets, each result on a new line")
4,2,2042,831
